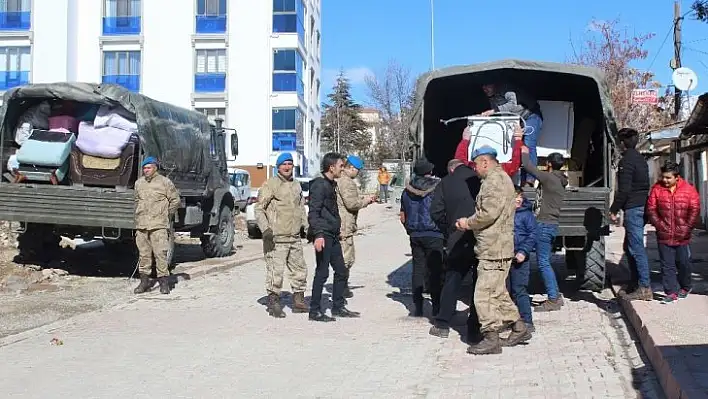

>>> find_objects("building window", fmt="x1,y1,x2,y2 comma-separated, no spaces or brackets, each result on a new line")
272,108,304,152
196,0,226,34
194,49,226,92
273,0,304,45
272,49,304,100
0,46,30,91
102,51,141,92
195,107,226,125
0,0,31,31
103,0,141,35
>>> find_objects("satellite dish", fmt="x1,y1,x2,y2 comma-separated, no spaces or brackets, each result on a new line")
672,67,698,91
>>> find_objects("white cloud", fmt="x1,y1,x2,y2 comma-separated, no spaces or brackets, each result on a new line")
321,66,374,89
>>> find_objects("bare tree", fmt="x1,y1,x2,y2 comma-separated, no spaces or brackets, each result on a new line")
364,60,416,164
569,19,673,131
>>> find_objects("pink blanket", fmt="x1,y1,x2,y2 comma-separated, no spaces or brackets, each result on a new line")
75,122,134,158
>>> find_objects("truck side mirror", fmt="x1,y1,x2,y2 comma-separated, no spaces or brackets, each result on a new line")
230,133,238,157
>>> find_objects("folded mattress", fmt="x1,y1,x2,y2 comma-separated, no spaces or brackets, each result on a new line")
75,122,134,159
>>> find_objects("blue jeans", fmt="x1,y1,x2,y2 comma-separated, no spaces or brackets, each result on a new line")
536,222,560,300
508,258,532,324
520,113,542,184
623,206,650,288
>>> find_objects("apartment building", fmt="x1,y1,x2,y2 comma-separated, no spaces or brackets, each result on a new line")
0,0,322,186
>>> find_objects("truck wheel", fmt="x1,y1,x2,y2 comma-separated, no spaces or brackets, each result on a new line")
571,237,606,292
15,223,61,266
201,205,235,258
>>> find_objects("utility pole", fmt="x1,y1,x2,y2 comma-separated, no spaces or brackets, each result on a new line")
673,0,682,120
336,103,341,153
430,0,435,70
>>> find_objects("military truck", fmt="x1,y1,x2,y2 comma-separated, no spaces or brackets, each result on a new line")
409,60,617,291
0,83,238,267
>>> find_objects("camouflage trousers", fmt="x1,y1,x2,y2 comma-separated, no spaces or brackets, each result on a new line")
340,236,355,269
264,240,308,295
474,258,520,333
136,228,170,278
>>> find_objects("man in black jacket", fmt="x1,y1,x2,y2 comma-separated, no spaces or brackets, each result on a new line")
429,159,482,341
610,128,652,301
308,152,360,322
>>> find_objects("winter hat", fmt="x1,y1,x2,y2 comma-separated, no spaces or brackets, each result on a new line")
276,152,294,167
413,159,435,176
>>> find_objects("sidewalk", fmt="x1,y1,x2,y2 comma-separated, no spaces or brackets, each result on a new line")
608,226,708,399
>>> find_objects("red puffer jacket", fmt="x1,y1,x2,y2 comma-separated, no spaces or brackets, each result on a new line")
646,178,701,246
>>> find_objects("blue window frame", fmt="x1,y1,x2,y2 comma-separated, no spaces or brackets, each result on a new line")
0,46,30,91
102,51,141,92
195,48,226,92
272,0,304,45
272,49,304,100
103,0,141,35
272,108,304,151
196,0,226,34
0,0,30,31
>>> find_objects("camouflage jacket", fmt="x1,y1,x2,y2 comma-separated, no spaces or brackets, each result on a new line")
255,174,308,242
466,164,516,260
134,173,180,230
336,175,366,238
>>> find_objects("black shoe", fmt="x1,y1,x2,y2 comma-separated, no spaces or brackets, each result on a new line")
467,330,483,344
158,277,170,294
133,274,152,294
331,307,360,318
429,326,450,338
309,312,335,322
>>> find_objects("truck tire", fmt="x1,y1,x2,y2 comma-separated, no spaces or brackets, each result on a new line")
569,237,606,292
16,223,61,266
201,204,235,258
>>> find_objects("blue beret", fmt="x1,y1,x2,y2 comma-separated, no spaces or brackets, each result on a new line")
471,145,497,160
276,152,294,167
346,155,364,170
141,156,158,167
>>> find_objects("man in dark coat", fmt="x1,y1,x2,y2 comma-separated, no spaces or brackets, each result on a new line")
429,159,482,341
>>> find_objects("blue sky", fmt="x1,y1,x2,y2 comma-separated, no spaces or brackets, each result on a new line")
321,0,708,104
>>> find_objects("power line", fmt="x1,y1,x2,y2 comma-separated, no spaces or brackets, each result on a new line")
685,46,708,56
647,24,674,71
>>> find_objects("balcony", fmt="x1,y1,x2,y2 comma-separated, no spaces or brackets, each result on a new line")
196,15,226,34
0,11,30,31
102,74,140,92
102,16,141,36
0,71,29,91
272,132,297,151
194,73,226,92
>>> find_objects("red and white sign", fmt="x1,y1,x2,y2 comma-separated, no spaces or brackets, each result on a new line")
631,89,659,105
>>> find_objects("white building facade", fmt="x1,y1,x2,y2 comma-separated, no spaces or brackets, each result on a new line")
0,0,322,187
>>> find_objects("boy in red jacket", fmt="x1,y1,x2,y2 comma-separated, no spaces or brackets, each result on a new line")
646,161,701,303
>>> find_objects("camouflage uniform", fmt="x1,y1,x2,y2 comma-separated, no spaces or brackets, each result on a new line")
255,174,309,315
465,164,520,335
336,174,367,269
134,172,180,278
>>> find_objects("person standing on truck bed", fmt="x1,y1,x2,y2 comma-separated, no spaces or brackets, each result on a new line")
133,156,180,295
519,138,567,312
480,82,543,186
610,128,652,301
455,145,530,355
336,155,376,299
255,152,310,318
308,152,360,322
453,122,524,177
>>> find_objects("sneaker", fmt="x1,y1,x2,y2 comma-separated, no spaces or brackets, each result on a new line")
428,326,450,338
661,293,678,304
679,288,692,299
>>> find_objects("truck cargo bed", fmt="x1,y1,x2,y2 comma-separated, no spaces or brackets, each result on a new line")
522,187,610,237
0,183,135,229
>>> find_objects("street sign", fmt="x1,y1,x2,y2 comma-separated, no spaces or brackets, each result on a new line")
631,89,659,105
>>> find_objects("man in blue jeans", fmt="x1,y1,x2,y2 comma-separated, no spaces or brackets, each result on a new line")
610,128,652,301
520,146,568,311
510,186,537,332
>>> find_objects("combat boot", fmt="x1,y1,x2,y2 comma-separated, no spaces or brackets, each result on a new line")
292,292,309,313
502,320,532,347
133,274,152,294
466,331,502,355
267,293,286,318
158,277,170,294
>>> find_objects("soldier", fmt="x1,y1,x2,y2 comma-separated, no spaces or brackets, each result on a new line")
132,156,180,295
336,155,376,298
455,146,530,355
255,152,309,318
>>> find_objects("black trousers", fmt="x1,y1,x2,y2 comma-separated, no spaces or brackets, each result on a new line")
310,235,348,314
409,236,444,314
435,250,480,333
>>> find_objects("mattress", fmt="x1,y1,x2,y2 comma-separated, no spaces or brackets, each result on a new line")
16,130,76,167
75,122,134,158
94,105,138,133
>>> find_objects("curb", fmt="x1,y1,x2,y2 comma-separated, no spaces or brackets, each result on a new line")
610,283,704,399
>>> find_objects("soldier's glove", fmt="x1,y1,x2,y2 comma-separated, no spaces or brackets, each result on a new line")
262,228,274,241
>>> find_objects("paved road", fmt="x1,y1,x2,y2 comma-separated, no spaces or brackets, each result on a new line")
0,205,660,398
